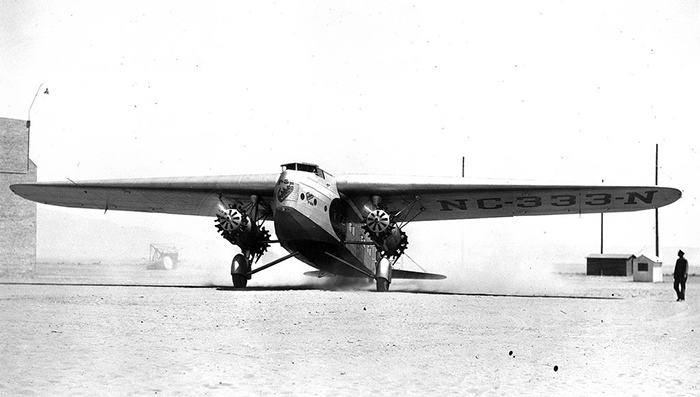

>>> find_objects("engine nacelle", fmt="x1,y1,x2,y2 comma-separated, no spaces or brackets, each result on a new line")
214,200,272,264
381,226,403,252
363,218,408,259
379,226,408,258
217,209,249,233
366,209,391,234
361,196,409,258
216,209,261,248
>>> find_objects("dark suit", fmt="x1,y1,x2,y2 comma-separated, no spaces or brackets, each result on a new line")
674,257,688,301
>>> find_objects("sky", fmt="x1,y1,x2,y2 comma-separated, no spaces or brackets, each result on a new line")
1,1,699,284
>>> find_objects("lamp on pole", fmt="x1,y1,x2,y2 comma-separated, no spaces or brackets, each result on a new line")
26,83,49,172
27,83,49,128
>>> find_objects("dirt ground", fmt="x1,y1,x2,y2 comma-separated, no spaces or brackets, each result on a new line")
1,263,698,396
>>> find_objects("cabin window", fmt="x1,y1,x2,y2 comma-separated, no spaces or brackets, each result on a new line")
297,163,316,173
282,163,325,178
638,263,648,272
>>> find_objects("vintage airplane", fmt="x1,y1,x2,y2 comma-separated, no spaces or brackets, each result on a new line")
11,162,681,291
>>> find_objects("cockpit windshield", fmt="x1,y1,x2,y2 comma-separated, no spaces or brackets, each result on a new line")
282,163,325,178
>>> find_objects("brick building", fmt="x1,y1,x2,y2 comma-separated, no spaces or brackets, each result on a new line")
0,117,37,275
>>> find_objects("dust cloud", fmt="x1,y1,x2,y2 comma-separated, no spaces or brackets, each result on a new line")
388,217,588,296
35,207,581,293
391,251,573,297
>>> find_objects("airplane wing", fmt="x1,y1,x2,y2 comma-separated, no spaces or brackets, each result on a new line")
11,173,682,221
10,174,279,217
337,175,682,222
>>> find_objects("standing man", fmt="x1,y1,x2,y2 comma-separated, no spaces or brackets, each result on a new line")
674,250,688,302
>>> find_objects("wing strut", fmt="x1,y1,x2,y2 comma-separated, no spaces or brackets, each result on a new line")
395,195,423,228
247,251,299,276
323,251,375,278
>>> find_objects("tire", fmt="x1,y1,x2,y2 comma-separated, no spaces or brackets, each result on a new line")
232,274,248,288
376,278,390,292
231,254,250,288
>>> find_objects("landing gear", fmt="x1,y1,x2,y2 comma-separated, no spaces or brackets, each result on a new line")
376,278,390,292
215,196,275,288
232,275,248,288
375,257,392,292
231,254,250,288
362,195,425,292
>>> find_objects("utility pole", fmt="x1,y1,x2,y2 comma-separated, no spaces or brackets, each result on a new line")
461,156,465,264
600,213,604,254
655,144,659,257
26,83,48,173
600,178,604,254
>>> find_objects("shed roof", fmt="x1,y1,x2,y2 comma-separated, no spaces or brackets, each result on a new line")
586,254,636,260
635,254,661,262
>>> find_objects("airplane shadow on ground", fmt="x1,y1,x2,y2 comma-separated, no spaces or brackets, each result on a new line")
216,285,325,292
388,289,622,300
217,285,622,300
0,282,621,299
0,281,336,292
0,282,218,289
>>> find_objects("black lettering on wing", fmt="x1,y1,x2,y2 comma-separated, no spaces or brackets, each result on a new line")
551,194,576,207
477,198,503,210
516,196,541,208
585,193,611,206
437,199,468,211
625,190,657,205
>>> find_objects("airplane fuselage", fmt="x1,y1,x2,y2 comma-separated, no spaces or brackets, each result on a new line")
273,164,377,278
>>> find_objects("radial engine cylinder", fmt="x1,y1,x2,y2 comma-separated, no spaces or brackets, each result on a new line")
382,226,404,253
215,209,259,246
216,209,250,232
366,209,391,234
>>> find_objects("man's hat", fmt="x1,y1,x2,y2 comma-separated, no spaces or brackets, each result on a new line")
678,250,685,256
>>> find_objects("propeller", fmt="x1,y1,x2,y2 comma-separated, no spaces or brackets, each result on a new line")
216,209,245,232
366,209,391,234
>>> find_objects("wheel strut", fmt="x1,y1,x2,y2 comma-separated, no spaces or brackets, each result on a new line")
229,252,300,288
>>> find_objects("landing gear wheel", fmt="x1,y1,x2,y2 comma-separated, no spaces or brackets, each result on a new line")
375,258,392,292
232,274,248,288
376,278,390,292
231,254,250,288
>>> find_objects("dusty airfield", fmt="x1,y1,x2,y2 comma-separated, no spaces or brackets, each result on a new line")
1,262,699,396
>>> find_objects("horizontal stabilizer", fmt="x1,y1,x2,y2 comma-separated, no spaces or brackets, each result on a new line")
392,269,446,280
304,271,328,278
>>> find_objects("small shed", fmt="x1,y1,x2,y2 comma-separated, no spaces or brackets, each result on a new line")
633,254,663,282
586,254,636,276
